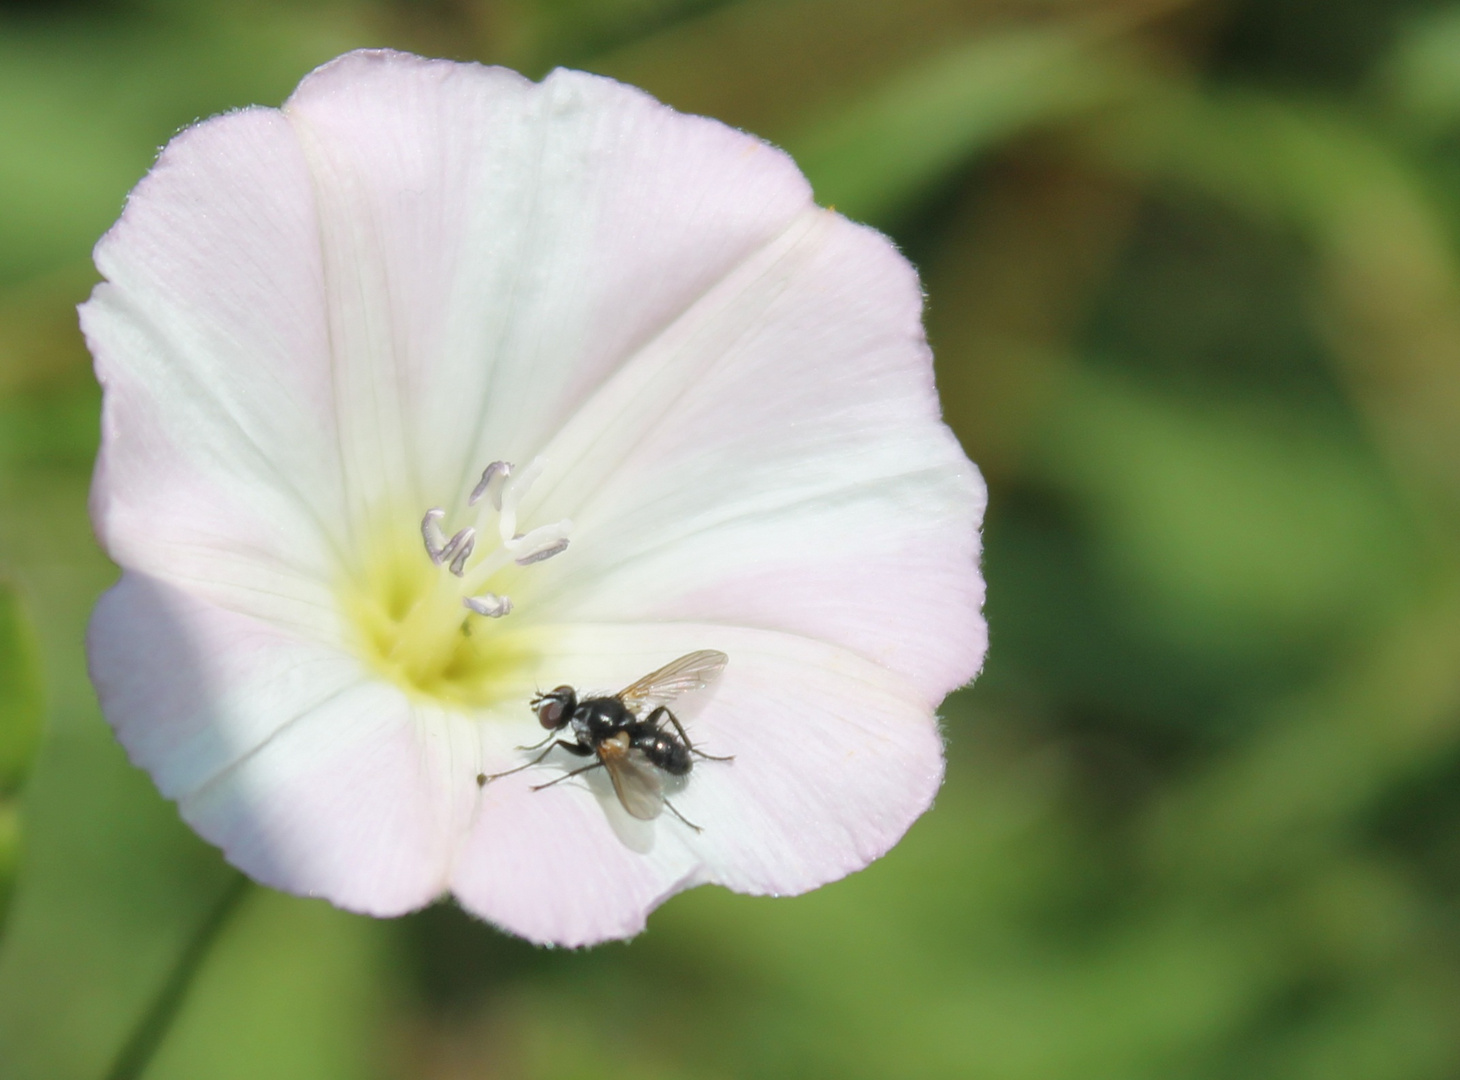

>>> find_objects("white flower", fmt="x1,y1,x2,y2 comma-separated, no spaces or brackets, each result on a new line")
81,49,987,946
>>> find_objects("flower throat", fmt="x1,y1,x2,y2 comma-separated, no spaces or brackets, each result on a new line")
348,458,570,704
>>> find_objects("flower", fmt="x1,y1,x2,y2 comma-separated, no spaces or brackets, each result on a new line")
81,48,987,946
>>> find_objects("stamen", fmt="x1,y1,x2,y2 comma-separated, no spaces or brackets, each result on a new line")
506,520,572,566
421,508,448,564
415,455,570,621
463,593,512,618
446,530,476,577
515,536,569,566
469,461,512,509
439,525,473,561
497,457,547,543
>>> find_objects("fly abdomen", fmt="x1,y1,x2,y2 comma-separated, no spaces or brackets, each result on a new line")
633,728,692,775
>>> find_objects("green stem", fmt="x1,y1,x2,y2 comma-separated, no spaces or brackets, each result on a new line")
104,871,251,1080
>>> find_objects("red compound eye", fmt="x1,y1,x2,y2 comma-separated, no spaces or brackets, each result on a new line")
535,687,574,729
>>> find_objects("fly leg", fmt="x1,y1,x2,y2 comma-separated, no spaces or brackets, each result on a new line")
646,706,733,762
530,756,604,792
662,798,703,833
513,730,558,752
478,739,590,786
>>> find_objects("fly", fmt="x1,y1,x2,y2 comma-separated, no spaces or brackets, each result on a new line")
478,649,731,831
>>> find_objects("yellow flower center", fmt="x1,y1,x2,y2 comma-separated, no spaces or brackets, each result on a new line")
340,459,569,708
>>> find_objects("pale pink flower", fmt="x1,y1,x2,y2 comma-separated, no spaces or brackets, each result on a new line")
82,49,986,946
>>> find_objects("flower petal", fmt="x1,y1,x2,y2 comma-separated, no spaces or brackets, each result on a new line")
87,50,816,634
279,50,815,513
83,106,348,639
90,573,479,915
451,622,942,946
452,765,700,947
517,209,986,702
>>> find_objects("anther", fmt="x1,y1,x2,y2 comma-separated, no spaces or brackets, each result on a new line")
506,520,572,566
516,537,569,566
439,526,471,562
421,508,447,564
469,461,512,509
420,455,570,599
463,593,512,618
445,530,476,577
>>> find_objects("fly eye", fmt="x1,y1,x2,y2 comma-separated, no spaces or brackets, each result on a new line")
536,687,574,728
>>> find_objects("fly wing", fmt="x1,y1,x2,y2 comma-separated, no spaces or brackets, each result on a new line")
604,747,664,821
617,649,728,715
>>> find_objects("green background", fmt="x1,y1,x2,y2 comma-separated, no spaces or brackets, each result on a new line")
5,0,1460,1076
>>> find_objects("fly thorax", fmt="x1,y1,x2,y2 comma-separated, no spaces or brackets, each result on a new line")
577,699,627,740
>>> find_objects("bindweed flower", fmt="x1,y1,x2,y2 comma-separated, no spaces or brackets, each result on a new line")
82,49,987,946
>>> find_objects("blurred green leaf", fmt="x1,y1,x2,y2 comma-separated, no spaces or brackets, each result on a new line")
0,803,17,918
792,22,1139,225
1148,571,1460,888
0,577,42,932
0,2,376,286
595,0,988,133
142,889,386,1080
0,579,42,798
0,265,97,396
1378,6,1460,135
1082,79,1460,508
598,0,1149,229
1034,367,1415,662
512,0,719,70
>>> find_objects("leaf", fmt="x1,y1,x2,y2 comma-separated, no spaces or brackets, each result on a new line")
1376,6,1460,135
0,576,43,932
141,890,386,1080
0,579,42,800
594,0,1152,226
0,3,378,285
790,22,1139,225
1084,81,1460,502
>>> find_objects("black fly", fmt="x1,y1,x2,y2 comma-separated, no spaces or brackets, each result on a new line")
478,650,731,830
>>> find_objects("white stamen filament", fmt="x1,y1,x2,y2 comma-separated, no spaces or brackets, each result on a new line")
495,456,546,543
